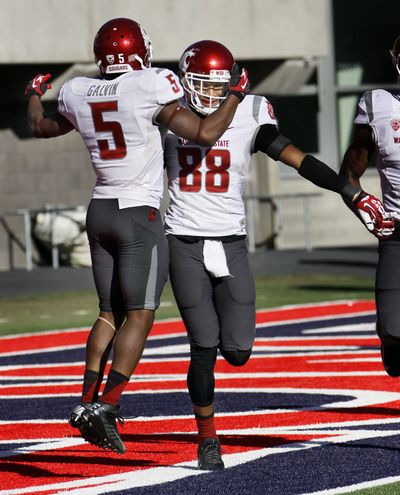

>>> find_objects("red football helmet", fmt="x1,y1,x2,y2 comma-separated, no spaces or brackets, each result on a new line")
93,18,153,75
390,35,400,76
179,40,235,115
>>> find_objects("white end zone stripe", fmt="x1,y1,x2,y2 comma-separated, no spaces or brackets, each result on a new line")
1,427,397,495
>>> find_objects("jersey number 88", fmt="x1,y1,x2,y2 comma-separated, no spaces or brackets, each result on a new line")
178,147,230,193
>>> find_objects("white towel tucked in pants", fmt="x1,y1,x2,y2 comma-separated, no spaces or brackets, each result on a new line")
203,240,232,278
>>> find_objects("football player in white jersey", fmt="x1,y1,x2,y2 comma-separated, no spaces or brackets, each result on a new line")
340,36,400,379
164,40,395,470
24,19,250,455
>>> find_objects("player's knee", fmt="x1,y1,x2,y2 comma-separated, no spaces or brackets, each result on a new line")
220,348,252,367
187,346,217,406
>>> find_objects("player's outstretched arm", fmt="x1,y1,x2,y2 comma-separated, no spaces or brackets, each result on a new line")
339,125,395,238
157,65,250,146
273,127,394,239
25,74,74,138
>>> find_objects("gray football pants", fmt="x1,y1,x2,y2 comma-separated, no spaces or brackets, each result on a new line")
168,235,256,350
86,199,168,312
375,238,400,340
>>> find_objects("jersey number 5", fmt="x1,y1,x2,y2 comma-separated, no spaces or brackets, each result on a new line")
89,101,127,160
178,147,230,193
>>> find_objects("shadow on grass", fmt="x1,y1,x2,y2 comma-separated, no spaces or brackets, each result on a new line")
295,285,373,292
299,259,377,269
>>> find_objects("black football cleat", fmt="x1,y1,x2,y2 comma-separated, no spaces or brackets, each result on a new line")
197,438,225,470
81,401,126,454
68,402,100,446
68,402,91,428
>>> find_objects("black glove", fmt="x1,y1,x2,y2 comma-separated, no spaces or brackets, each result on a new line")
228,63,250,102
25,73,52,98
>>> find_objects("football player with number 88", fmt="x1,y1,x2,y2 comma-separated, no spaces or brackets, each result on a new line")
163,39,394,470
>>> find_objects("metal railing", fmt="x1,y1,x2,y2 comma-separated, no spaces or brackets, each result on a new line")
1,206,86,271
244,192,321,253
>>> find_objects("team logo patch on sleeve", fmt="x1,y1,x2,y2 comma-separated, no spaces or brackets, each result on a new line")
391,119,400,131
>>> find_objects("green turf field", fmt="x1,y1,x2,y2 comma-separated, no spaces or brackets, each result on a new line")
0,273,374,336
351,483,400,494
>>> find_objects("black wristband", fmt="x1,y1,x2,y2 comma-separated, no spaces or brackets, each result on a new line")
298,155,361,200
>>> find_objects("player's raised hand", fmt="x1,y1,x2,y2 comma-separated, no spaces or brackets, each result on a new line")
354,192,395,239
228,63,250,102
25,73,52,98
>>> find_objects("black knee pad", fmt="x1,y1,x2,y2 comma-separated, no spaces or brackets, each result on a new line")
187,346,218,407
219,348,252,367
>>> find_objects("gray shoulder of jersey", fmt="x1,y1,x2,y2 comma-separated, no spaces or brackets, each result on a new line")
232,95,262,124
362,89,395,122
250,95,266,124
153,67,174,75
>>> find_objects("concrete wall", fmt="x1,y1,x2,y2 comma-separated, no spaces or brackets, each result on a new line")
0,130,93,269
0,0,328,62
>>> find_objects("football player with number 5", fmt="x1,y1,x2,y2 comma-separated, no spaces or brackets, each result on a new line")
340,35,400,379
163,40,395,470
24,18,250,455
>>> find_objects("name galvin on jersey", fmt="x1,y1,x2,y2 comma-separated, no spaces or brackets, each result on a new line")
87,82,119,97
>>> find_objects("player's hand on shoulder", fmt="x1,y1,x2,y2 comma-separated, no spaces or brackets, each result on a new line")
25,73,52,98
354,192,396,239
228,63,250,102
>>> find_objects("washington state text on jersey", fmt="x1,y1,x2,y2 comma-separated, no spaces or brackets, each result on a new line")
178,138,230,147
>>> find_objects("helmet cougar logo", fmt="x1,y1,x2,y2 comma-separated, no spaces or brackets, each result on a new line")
180,50,197,73
106,55,115,64
178,40,235,116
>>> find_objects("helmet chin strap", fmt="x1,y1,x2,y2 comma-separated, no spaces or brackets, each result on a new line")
134,54,147,69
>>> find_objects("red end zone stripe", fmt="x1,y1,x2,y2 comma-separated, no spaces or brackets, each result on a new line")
1,373,393,397
0,351,381,378
3,398,400,442
0,300,375,354
255,300,375,324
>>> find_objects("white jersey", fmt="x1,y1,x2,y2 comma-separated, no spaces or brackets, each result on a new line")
58,68,183,209
355,89,400,219
164,95,277,236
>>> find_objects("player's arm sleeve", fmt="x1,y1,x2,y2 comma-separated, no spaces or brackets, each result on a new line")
298,154,361,201
251,97,290,159
253,124,291,160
